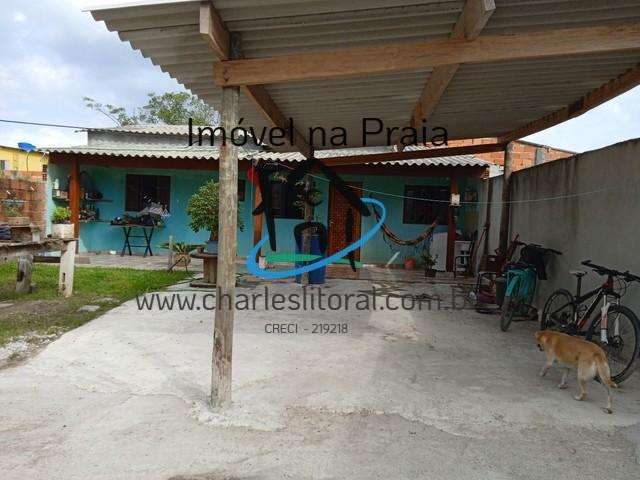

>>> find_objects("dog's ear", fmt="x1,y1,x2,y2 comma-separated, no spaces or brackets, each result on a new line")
534,331,541,340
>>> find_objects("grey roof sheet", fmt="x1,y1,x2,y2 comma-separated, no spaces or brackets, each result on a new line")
88,0,640,146
46,143,491,167
86,124,217,136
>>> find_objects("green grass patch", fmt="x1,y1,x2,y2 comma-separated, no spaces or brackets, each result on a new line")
0,262,191,346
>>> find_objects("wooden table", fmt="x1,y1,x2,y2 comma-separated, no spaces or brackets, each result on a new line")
111,224,157,257
189,251,218,288
0,238,77,297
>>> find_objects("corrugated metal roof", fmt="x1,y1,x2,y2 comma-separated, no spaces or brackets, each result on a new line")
86,125,215,136
46,144,223,160
46,143,490,167
88,0,640,147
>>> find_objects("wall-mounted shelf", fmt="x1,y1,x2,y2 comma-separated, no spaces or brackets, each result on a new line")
52,194,112,203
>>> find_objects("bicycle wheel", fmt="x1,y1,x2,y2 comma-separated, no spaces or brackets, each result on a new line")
541,289,575,330
500,295,517,331
585,304,640,383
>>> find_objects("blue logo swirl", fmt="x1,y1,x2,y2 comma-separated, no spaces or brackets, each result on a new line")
246,197,386,279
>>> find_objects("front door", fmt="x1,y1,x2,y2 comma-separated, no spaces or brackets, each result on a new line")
327,182,363,260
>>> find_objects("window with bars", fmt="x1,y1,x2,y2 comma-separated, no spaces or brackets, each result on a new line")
403,185,450,225
125,174,171,212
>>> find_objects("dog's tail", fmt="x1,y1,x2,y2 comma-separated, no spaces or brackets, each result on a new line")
596,354,618,388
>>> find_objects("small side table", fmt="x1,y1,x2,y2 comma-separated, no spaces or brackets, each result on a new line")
190,251,218,288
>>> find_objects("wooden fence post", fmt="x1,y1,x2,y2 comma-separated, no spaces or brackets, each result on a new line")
16,255,33,294
211,85,240,409
69,159,80,240
499,142,514,255
58,240,76,297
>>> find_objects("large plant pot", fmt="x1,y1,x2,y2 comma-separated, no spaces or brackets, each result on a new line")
404,258,416,270
206,240,218,254
424,268,437,278
51,223,74,239
294,233,326,284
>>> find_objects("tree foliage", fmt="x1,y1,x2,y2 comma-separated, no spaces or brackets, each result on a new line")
187,180,244,240
83,92,218,126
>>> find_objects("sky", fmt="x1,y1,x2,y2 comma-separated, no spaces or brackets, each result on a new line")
1,0,640,153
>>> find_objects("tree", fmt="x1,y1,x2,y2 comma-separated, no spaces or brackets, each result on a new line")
83,92,218,126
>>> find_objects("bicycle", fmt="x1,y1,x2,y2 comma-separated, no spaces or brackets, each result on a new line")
500,242,562,332
541,260,640,383
472,234,521,313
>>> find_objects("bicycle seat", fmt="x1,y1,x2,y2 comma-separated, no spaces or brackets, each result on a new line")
569,270,587,278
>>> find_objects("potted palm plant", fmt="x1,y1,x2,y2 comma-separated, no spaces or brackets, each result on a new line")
187,180,244,253
420,250,438,277
51,206,74,238
159,241,201,268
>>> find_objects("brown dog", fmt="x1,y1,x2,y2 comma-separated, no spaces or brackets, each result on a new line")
535,330,617,413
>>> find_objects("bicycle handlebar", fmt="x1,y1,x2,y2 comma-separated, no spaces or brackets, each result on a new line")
513,241,562,255
581,260,640,283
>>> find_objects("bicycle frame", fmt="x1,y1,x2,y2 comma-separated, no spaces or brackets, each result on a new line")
505,265,537,306
548,276,620,342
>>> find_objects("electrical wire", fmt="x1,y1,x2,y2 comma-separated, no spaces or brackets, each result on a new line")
269,158,628,206
0,117,630,206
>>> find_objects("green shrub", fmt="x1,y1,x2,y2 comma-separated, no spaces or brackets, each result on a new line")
187,180,244,240
51,206,71,224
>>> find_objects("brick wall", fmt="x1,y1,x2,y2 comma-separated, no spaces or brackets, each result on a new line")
0,174,47,232
448,138,574,172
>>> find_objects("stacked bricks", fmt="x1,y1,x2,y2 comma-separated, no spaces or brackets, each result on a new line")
447,138,574,172
0,174,47,233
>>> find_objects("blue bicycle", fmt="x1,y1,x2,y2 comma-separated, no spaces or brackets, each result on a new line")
500,242,562,332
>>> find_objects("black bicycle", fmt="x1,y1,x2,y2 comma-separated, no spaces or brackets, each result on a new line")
541,260,640,383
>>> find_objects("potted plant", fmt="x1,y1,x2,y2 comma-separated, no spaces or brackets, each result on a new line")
420,250,438,277
187,180,244,253
403,255,416,270
159,242,201,269
51,206,74,238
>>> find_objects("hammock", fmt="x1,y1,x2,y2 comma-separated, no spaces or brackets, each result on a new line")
373,205,438,246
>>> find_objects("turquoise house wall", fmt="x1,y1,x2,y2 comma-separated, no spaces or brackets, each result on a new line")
46,162,482,264
47,163,252,255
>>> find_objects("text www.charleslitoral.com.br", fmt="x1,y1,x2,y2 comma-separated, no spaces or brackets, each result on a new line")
135,286,468,312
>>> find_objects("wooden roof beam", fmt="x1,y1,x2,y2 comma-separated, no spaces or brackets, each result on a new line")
199,0,229,60
499,63,640,142
199,1,312,159
400,0,495,149
213,23,640,86
321,142,506,167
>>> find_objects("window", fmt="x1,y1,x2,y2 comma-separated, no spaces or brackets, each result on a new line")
403,185,450,225
270,180,303,219
125,174,171,212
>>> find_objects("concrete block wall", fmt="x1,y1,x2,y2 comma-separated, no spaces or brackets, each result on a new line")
476,138,640,313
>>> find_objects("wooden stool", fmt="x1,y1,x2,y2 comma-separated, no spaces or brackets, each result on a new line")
189,251,218,288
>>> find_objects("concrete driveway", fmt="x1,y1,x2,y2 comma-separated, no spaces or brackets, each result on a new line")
1,278,639,479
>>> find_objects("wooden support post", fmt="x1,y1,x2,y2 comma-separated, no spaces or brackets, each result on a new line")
252,179,263,263
69,159,80,239
15,255,34,294
300,176,314,285
482,178,494,259
446,176,459,272
499,142,514,256
211,85,240,409
58,240,76,297
167,235,174,271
